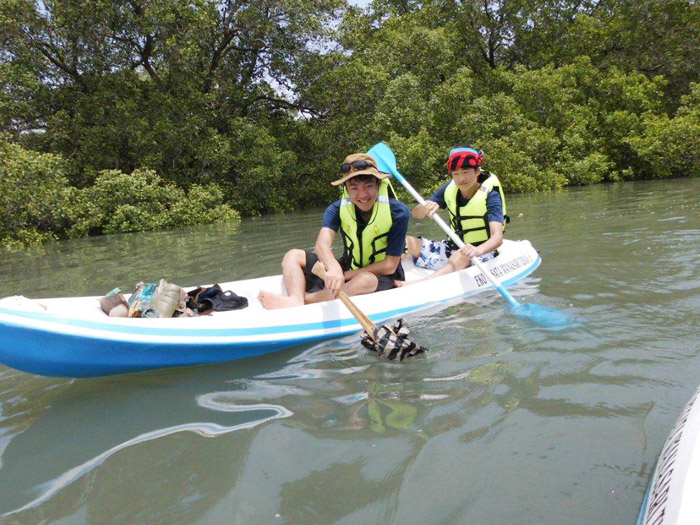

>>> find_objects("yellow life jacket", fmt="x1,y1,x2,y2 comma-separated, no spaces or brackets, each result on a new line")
444,172,507,247
338,179,394,269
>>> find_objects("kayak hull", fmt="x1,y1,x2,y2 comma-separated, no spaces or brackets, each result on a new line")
0,324,307,378
0,239,541,378
637,385,700,525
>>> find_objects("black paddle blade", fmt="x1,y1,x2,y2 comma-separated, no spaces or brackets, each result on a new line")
360,318,428,360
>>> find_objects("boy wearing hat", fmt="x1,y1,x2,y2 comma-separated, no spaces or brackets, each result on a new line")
396,147,507,286
258,153,410,309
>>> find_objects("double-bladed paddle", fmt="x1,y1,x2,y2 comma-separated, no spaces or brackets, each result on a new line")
368,142,570,328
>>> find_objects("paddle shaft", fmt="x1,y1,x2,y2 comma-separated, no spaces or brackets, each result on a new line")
310,262,378,340
375,147,521,308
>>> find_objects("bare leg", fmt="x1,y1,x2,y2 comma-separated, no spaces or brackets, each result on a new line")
405,235,422,258
395,251,471,287
343,271,379,296
395,236,422,287
304,270,379,304
258,249,307,309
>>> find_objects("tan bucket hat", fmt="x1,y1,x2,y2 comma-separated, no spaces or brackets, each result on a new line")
331,153,388,186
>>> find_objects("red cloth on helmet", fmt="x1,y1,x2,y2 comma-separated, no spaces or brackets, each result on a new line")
447,150,483,172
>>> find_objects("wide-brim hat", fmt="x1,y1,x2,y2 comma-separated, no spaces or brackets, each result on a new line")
331,153,388,186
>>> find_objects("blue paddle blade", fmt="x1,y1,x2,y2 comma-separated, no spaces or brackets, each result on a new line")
511,303,573,329
368,143,397,175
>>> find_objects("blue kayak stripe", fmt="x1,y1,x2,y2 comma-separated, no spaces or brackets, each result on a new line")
0,257,540,339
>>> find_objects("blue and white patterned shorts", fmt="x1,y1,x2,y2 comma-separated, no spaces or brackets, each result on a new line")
413,238,496,271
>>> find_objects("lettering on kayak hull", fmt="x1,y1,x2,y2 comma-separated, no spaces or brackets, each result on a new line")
473,254,534,287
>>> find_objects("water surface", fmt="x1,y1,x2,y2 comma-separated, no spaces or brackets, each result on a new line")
0,179,699,523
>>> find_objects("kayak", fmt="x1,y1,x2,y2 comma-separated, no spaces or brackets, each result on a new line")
637,385,700,525
0,239,540,378
0,239,541,378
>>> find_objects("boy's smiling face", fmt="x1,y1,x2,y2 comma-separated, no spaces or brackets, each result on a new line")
345,178,379,213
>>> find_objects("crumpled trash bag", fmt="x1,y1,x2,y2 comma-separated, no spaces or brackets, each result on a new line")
127,280,185,318
360,318,428,361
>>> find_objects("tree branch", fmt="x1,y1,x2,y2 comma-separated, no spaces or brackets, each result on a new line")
37,42,89,92
253,93,326,118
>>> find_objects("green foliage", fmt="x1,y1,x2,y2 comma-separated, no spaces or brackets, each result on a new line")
68,169,240,237
0,0,698,251
630,84,700,178
486,127,569,192
360,15,456,94
373,74,429,138
0,135,241,248
69,169,175,236
168,184,242,227
216,119,298,217
385,130,444,194
0,139,74,248
428,67,476,140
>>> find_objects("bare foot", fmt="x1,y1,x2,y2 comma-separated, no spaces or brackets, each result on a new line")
257,290,304,310
394,280,416,288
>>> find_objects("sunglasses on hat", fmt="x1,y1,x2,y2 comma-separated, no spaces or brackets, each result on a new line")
341,160,375,173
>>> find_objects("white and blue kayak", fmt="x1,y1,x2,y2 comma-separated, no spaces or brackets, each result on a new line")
0,239,541,378
637,385,700,525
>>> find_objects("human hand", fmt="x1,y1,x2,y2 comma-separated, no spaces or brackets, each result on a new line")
422,201,440,218
458,244,480,261
324,266,345,294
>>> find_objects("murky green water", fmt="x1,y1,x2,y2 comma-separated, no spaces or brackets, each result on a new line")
0,179,699,524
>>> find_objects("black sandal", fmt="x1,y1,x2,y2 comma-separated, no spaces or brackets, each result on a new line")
209,290,248,311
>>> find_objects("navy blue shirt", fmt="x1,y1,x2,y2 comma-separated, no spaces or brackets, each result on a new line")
322,198,410,256
430,180,504,223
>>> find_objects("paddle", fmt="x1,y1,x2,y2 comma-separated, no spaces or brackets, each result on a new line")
310,262,427,360
368,142,570,328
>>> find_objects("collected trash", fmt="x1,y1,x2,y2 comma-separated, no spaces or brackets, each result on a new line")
98,287,129,317
311,262,428,360
127,280,186,318
98,280,248,318
360,318,428,361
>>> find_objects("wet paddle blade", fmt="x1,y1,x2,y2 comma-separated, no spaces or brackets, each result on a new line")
511,303,573,329
360,318,428,360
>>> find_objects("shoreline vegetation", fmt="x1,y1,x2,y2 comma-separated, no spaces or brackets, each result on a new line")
1,0,698,249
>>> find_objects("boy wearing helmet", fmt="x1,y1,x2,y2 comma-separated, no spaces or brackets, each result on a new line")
396,147,507,286
258,153,410,309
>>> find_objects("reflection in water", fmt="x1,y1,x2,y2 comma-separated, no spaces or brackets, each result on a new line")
2,414,290,518
0,180,699,523
0,350,301,519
